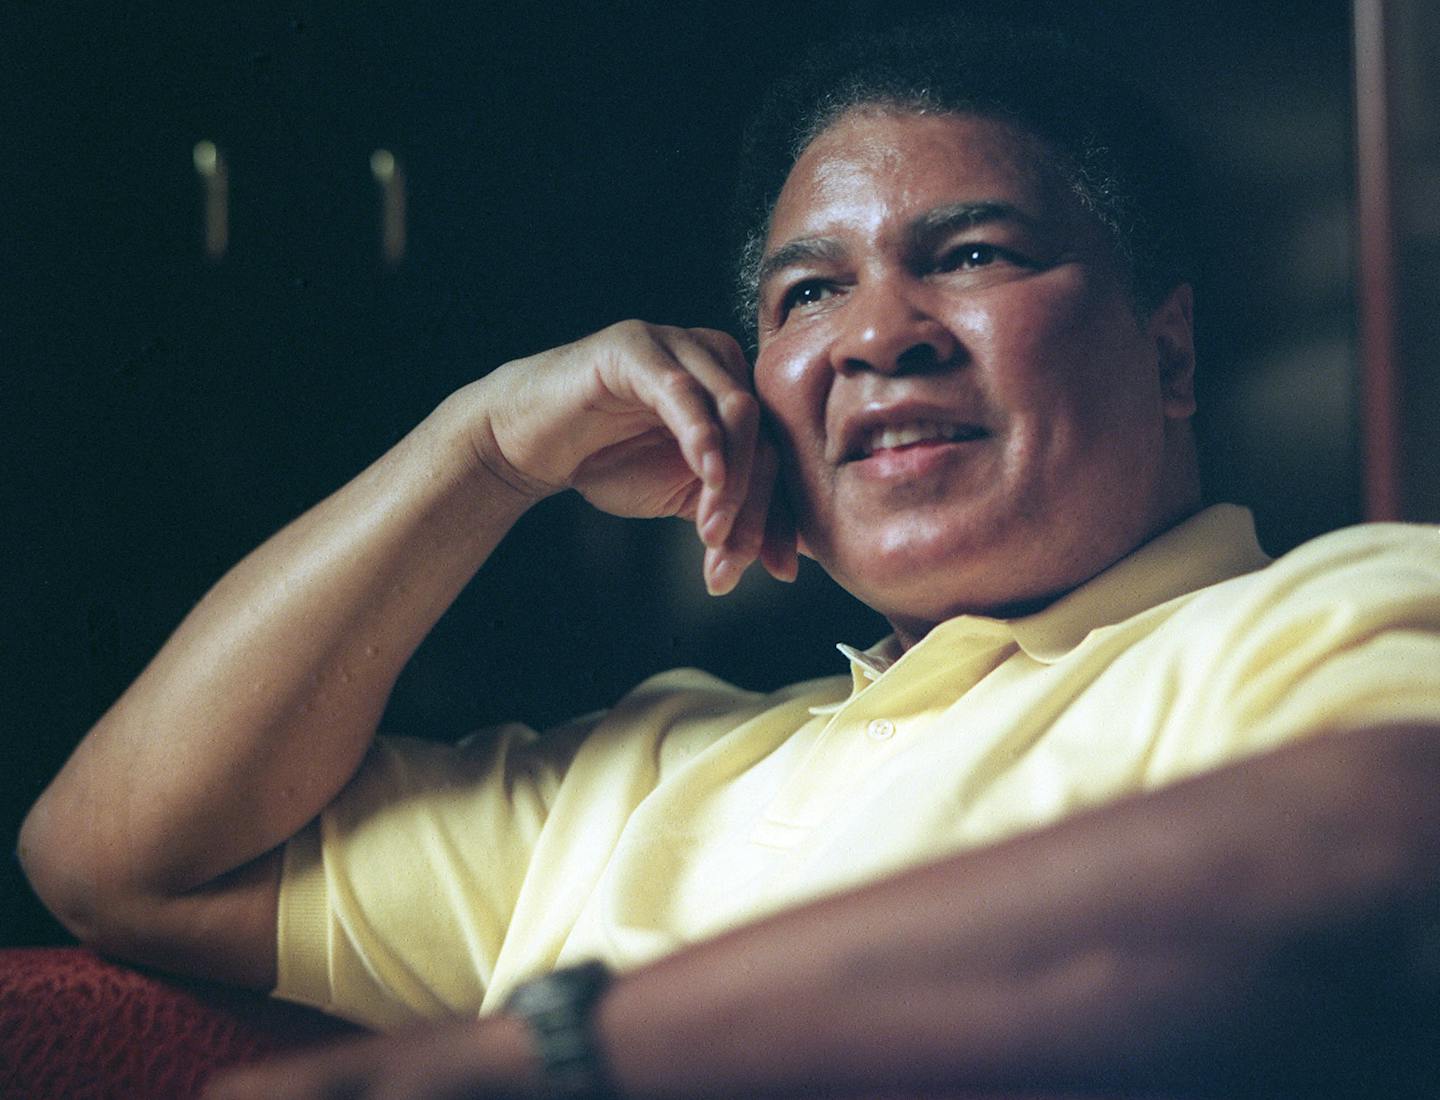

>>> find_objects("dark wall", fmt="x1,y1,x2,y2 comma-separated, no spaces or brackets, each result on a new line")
1388,0,1440,518
2,0,1357,945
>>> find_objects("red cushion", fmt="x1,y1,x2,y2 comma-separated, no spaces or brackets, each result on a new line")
0,947,361,1100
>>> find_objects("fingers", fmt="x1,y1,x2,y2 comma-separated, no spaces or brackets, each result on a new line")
665,338,799,596
684,329,769,561
556,321,790,590
619,341,731,498
201,1033,386,1100
669,330,758,548
202,1017,529,1100
695,387,759,545
621,325,760,548
704,434,798,595
760,477,800,584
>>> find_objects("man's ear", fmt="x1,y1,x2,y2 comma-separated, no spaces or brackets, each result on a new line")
1149,282,1196,419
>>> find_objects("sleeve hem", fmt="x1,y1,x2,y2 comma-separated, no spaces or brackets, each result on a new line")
271,819,333,1011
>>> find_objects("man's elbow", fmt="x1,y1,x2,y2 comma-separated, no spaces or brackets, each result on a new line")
20,795,282,990
17,793,151,957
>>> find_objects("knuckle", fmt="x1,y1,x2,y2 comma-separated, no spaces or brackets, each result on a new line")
692,328,749,375
658,367,700,398
605,318,657,348
608,318,647,337
690,422,724,455
717,389,758,424
691,326,742,353
664,327,707,358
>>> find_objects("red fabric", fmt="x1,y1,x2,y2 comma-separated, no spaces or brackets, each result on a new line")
0,947,361,1100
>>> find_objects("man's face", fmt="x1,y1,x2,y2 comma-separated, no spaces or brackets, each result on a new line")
752,109,1198,645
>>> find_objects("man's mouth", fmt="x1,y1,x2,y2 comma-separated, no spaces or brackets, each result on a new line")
855,420,988,459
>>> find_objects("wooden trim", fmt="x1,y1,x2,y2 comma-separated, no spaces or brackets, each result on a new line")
1353,0,1403,520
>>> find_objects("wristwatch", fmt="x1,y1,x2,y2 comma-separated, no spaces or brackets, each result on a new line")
503,959,617,1099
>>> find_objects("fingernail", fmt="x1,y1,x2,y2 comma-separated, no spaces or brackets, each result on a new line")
765,556,798,584
707,555,738,596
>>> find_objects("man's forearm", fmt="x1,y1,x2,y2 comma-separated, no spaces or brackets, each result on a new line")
21,321,774,986
20,386,535,929
597,723,1440,1098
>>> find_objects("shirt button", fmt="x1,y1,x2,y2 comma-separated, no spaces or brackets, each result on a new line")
866,718,896,741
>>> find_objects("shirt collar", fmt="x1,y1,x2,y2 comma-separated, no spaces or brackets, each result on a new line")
834,504,1271,678
1009,504,1270,661
804,639,902,714
836,641,896,685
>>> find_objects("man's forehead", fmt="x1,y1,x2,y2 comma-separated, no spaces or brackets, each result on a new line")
764,110,1067,247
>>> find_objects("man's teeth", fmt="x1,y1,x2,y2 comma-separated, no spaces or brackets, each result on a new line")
863,421,980,455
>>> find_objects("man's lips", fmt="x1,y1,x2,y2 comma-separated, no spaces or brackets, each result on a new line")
843,418,990,462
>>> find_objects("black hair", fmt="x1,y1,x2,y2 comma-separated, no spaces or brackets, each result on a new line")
731,16,1197,345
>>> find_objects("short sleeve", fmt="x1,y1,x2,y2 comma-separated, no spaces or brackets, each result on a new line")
273,718,591,1030
1168,524,1440,773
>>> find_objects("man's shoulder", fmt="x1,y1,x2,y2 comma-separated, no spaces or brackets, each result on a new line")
1281,519,1438,561
1179,519,1440,634
1253,520,1440,593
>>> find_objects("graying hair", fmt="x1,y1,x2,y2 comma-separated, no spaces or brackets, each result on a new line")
729,20,1193,349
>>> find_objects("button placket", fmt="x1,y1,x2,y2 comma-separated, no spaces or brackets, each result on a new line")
866,718,896,742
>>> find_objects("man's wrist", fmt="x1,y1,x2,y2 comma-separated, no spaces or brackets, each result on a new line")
422,381,556,510
504,960,619,1100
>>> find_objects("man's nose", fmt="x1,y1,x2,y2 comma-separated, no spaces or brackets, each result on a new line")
827,280,960,375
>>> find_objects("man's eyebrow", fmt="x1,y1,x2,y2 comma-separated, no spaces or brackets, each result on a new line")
906,201,1039,249
754,237,848,298
754,202,1041,298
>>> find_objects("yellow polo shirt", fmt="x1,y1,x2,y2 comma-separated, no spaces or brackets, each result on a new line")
274,506,1440,1030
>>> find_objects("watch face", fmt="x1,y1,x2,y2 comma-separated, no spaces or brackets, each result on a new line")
506,960,612,1013
505,961,615,1100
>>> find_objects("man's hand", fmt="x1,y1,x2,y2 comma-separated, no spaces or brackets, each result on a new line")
203,1021,1070,1100
203,1015,543,1100
470,320,797,595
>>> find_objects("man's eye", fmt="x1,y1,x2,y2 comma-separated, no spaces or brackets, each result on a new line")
781,281,835,313
940,243,1002,271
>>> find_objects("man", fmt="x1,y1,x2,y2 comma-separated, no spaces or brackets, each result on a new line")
19,20,1440,1099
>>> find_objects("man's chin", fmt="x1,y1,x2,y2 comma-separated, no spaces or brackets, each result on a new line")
826,543,1058,630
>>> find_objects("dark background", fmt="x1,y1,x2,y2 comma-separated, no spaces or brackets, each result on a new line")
2,0,1359,945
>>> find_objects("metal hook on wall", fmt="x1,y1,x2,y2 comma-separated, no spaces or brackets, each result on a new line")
192,140,229,261
370,149,406,265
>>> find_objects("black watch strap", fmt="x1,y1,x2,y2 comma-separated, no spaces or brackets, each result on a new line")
503,960,617,1099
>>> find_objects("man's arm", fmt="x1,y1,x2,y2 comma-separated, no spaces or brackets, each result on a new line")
601,720,1440,1098
17,322,788,989
210,720,1440,1098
